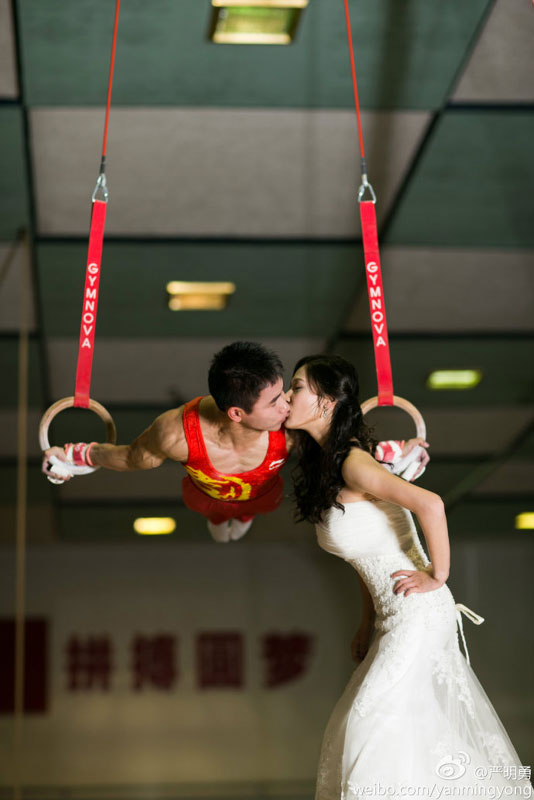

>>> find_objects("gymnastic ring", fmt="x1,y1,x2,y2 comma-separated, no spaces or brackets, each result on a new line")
39,396,117,476
360,395,426,441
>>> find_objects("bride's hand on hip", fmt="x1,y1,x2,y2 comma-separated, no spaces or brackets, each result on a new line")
391,569,444,597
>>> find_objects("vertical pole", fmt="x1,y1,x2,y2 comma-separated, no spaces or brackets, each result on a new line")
13,233,30,800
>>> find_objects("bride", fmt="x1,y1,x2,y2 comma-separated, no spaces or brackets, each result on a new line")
284,354,532,798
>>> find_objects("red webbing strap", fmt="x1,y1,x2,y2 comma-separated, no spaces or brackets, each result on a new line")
72,0,120,408
343,0,394,405
73,200,107,408
360,201,394,406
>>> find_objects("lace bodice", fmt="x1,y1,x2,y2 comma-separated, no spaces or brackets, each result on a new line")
315,500,455,634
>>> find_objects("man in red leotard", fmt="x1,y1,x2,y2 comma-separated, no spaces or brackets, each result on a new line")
42,341,428,542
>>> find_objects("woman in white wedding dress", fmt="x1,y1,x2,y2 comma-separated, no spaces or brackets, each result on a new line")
284,355,532,799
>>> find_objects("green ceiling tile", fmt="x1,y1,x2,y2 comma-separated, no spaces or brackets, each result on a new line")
0,107,29,240
386,110,534,247
37,241,363,338
0,338,44,408
19,0,489,109
336,336,534,408
447,500,534,536
0,464,52,504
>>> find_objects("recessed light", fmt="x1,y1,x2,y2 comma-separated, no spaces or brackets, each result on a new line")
209,0,308,45
426,369,482,390
515,513,534,530
134,517,176,535
166,281,236,311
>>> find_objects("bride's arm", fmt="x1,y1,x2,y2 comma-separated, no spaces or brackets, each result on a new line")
341,449,449,595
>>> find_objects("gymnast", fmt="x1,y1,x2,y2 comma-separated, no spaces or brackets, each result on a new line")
42,341,429,542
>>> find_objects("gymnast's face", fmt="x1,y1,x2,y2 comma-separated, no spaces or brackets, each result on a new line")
229,377,290,431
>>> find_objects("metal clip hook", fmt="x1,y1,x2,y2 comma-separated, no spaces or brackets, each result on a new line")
358,173,377,204
92,172,109,203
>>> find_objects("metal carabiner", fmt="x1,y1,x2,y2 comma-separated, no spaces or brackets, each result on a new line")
358,173,377,204
92,172,109,203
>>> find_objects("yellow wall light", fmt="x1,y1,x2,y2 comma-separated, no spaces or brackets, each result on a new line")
133,517,176,535
166,281,236,311
515,513,534,530
426,369,482,390
209,0,308,45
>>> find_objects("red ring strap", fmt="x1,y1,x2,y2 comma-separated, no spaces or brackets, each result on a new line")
73,200,107,408
343,0,394,406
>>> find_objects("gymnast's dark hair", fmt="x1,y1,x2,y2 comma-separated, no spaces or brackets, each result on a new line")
291,354,378,524
208,341,284,413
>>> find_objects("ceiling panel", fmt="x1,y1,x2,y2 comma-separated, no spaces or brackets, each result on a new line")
345,247,534,333
19,0,489,110
474,462,534,495
0,337,44,408
0,106,29,240
454,0,534,102
0,504,56,544
0,410,43,457
336,336,534,408
447,500,534,537
46,337,326,405
0,0,18,98
0,239,37,332
385,110,534,248
353,405,533,457
37,241,362,338
31,108,428,237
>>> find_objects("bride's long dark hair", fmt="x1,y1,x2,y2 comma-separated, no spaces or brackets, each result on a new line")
291,354,378,524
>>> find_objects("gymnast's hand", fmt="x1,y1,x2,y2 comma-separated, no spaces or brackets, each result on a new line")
42,446,72,482
402,437,430,480
391,568,444,597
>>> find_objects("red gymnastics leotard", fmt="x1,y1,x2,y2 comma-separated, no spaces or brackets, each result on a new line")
181,397,288,524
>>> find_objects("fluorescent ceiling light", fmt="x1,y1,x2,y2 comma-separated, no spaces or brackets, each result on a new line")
134,517,176,535
426,369,482,390
166,281,236,311
515,513,534,530
209,0,308,45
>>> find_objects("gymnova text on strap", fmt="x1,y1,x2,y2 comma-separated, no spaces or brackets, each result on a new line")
366,260,386,348
81,262,99,350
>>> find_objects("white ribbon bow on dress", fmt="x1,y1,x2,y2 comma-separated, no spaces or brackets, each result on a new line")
455,603,485,666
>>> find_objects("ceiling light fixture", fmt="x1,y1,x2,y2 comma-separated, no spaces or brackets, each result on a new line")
166,281,236,311
208,0,308,45
515,513,534,530
134,517,177,535
426,369,483,391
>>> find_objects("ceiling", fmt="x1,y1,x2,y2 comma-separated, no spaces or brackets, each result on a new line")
0,0,533,543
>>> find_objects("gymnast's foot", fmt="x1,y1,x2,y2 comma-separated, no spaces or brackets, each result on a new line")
207,520,232,543
229,519,254,541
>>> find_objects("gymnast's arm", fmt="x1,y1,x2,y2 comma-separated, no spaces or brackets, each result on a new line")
42,407,188,479
92,407,188,470
341,448,449,590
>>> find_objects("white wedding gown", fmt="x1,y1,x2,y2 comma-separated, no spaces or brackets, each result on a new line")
315,499,532,799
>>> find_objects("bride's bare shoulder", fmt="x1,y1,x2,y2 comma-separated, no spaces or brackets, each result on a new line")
340,447,381,497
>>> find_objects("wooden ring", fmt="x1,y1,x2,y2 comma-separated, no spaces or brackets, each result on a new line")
39,396,117,475
360,395,426,440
